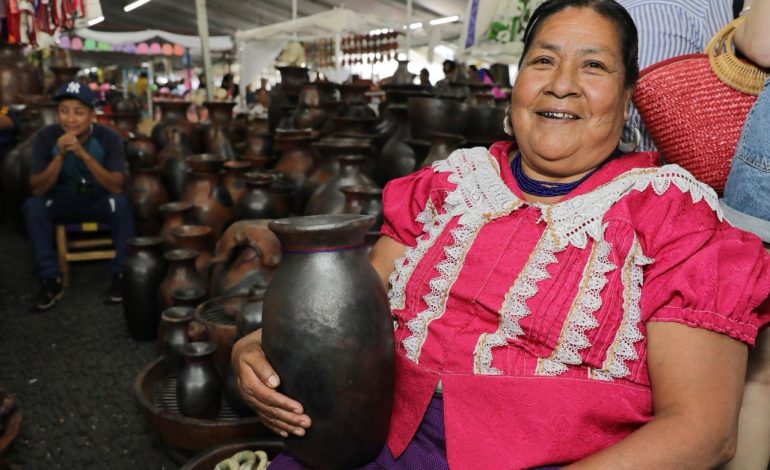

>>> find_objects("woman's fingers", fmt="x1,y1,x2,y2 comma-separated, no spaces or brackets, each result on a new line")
231,329,311,438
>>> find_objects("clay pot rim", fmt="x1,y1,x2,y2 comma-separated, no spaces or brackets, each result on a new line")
127,236,164,247
161,306,195,322
171,286,207,301
171,225,212,238
339,185,383,196
313,137,371,149
159,201,194,213
223,160,252,170
269,214,374,234
181,341,218,357
164,248,199,261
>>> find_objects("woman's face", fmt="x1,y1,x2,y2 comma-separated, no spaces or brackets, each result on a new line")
510,7,631,180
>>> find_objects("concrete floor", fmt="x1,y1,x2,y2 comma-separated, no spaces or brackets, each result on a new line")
0,220,179,469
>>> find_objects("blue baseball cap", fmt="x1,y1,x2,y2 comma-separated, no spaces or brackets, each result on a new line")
54,80,96,109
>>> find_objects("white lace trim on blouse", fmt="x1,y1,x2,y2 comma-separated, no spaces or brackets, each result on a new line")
388,200,441,311
394,148,722,367
401,147,522,363
536,234,616,376
589,236,653,381
474,232,560,375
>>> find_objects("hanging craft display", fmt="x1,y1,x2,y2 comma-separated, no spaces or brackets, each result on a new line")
3,0,102,47
340,31,399,66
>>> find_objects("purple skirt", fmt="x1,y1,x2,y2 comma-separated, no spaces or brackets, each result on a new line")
268,396,562,469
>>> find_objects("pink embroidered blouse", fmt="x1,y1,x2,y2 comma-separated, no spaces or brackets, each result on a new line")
380,142,770,469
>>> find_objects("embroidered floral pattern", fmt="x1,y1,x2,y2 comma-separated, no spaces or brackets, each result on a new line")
474,232,559,375
536,235,616,376
590,236,653,381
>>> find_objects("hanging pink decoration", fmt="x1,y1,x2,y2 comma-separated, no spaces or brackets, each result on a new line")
173,44,184,56
137,42,149,54
149,42,162,55
161,43,173,56
71,37,84,50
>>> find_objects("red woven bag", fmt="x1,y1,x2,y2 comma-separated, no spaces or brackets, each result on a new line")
633,53,756,195
633,16,770,195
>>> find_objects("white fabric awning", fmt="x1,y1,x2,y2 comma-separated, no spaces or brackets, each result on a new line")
235,7,399,42
75,28,233,51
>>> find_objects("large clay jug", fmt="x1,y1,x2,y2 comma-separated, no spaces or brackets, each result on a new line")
158,128,192,201
152,100,197,151
304,155,378,215
158,306,195,374
128,167,168,236
125,135,157,170
122,237,166,341
262,214,394,469
176,341,222,419
158,248,207,312
375,104,415,185
181,155,234,239
235,173,279,221
158,202,193,250
170,224,213,279
222,160,251,207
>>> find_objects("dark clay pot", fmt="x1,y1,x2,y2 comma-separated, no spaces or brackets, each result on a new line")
236,173,279,221
128,167,169,236
340,185,384,232
158,248,207,312
464,104,509,148
171,286,207,308
238,132,273,170
213,219,282,283
159,306,195,374
209,243,267,299
376,104,415,185
181,158,234,239
421,132,465,168
176,341,222,419
158,202,193,251
170,224,213,279
235,285,266,337
304,137,372,205
407,96,469,142
158,128,192,201
152,100,197,152
304,155,378,215
222,160,251,207
262,214,395,469
126,135,158,170
122,237,166,341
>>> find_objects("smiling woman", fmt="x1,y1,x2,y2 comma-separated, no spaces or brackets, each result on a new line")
231,1,770,469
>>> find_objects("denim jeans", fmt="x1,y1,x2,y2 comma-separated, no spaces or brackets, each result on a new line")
721,78,770,242
22,192,135,279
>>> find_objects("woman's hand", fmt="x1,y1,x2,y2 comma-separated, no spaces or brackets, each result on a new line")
231,329,311,437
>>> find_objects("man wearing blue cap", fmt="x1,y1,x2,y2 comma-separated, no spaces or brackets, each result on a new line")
23,80,135,312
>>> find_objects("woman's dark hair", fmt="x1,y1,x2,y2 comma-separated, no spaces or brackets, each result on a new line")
518,0,639,88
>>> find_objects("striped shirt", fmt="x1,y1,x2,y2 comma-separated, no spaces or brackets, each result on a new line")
618,0,733,151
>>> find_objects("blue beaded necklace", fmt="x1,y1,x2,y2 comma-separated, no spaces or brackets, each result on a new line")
510,151,619,197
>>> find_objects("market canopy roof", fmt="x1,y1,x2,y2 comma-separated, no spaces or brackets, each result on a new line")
235,7,401,42
74,28,233,52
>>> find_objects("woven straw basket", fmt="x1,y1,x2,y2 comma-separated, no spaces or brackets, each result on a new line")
633,17,770,195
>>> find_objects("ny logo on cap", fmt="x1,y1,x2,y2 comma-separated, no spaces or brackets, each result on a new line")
66,82,81,94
